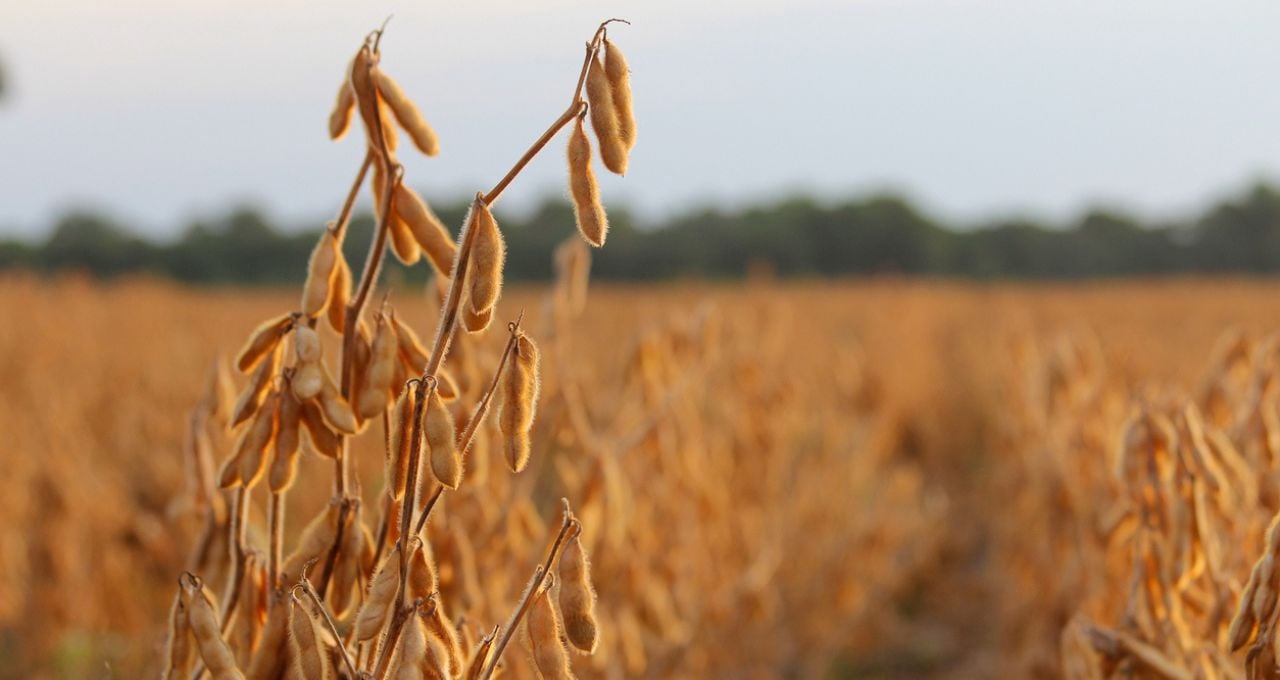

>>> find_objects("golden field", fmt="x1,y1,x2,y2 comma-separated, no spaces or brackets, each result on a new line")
6,275,1280,678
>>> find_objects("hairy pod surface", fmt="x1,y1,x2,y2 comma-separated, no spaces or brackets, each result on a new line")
567,118,608,247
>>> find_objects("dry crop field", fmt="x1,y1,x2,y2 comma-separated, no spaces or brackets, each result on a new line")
8,16,1280,680
5,275,1280,678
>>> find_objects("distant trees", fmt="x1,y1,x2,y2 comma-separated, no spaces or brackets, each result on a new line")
6,182,1280,283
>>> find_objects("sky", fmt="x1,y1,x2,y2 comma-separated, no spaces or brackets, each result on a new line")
2,0,1280,238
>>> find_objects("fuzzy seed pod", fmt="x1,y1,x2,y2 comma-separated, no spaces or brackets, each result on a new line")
567,118,608,247
287,597,332,680
281,500,341,585
464,630,495,680
302,231,340,317
327,255,352,334
246,593,289,680
526,586,574,680
294,325,322,364
357,316,400,418
462,305,493,334
330,505,372,617
422,601,462,676
559,533,599,653
388,389,416,500
396,185,456,276
179,576,242,680
300,401,341,458
586,52,626,175
163,589,197,679
232,344,282,427
292,361,324,402
408,540,439,598
375,69,441,157
318,365,358,434
354,548,400,642
350,46,397,154
372,162,421,266
236,314,293,373
468,199,505,317
270,386,302,493
426,386,461,489
392,617,431,680
236,391,281,488
500,333,540,472
392,313,431,373
604,40,636,151
329,77,355,140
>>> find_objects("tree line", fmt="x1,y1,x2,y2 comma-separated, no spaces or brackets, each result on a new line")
5,182,1280,283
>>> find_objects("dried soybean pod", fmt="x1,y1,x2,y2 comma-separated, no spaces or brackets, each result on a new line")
180,574,243,680
316,365,358,434
462,305,493,334
237,391,281,488
388,389,415,499
357,316,399,419
567,118,608,247
375,68,441,157
426,386,461,489
232,344,282,427
329,76,355,140
559,532,599,653
163,588,197,679
604,39,636,150
302,230,340,317
236,314,293,373
392,616,430,680
464,629,495,680
287,596,332,680
329,505,367,617
408,540,438,598
395,185,456,276
294,325,322,365
293,360,324,402
421,602,462,677
327,254,352,334
586,52,626,175
270,381,302,493
350,45,396,154
392,313,431,373
526,585,574,680
280,500,341,585
373,164,421,266
499,333,540,472
247,595,289,680
468,198,505,316
354,548,399,642
300,401,341,458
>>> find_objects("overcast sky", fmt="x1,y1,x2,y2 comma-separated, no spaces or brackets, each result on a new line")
3,0,1280,238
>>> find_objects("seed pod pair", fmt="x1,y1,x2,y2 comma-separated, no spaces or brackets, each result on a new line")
585,51,627,176
500,333,541,472
558,532,600,653
349,45,399,156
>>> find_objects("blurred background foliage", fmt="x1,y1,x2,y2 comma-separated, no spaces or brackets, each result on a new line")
8,181,1280,282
